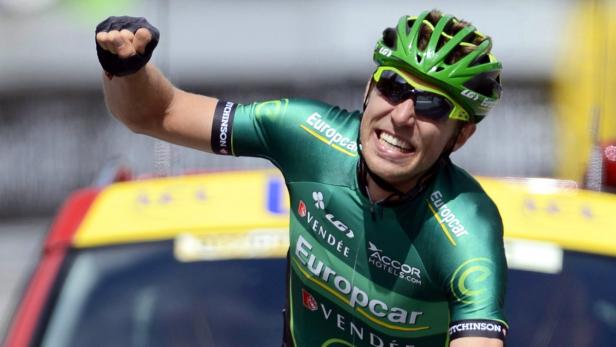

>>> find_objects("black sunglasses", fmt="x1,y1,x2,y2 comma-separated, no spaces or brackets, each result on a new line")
373,67,458,120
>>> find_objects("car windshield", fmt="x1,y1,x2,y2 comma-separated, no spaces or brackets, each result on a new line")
35,240,616,346
506,250,616,347
38,240,286,347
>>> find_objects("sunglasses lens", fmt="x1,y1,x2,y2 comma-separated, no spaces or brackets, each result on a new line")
414,93,453,119
375,71,410,104
374,70,453,120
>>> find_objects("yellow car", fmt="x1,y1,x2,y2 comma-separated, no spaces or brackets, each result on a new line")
3,170,616,346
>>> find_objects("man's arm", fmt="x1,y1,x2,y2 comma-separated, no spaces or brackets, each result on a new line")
97,24,218,152
450,337,503,347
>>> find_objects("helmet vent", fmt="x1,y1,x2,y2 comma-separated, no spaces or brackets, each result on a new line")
470,54,491,67
406,19,416,35
444,45,476,65
443,19,456,35
463,71,502,98
444,50,458,65
436,34,449,52
418,21,433,51
462,32,485,46
382,28,397,48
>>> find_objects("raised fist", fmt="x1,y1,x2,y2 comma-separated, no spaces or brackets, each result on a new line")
95,16,160,77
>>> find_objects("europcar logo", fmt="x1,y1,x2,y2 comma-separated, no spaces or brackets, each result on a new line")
299,112,358,157
450,258,493,304
429,191,469,239
294,236,427,330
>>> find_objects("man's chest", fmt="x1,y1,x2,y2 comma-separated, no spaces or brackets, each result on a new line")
287,182,445,301
286,182,452,342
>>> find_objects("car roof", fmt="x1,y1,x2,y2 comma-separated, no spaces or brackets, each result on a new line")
47,170,289,260
47,170,616,258
481,176,616,257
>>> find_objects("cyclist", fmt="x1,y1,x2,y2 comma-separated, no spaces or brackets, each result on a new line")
95,9,507,347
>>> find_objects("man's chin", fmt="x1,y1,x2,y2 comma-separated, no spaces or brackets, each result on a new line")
365,160,419,186
370,156,414,175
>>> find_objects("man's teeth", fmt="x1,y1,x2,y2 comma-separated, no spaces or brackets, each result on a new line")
379,132,413,151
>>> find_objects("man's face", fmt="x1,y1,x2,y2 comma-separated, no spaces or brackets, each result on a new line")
360,71,468,191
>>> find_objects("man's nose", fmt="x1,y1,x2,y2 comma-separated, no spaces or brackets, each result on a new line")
390,98,416,127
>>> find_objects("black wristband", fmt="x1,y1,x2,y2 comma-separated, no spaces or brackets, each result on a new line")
95,16,160,77
449,319,508,341
211,100,237,155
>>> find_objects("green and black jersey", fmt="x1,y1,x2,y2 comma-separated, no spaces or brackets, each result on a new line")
212,99,508,347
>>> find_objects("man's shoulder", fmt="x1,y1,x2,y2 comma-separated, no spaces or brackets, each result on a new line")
436,162,499,213
235,98,361,138
286,98,362,132
232,98,361,182
421,163,506,295
269,98,361,161
427,162,503,240
238,98,358,118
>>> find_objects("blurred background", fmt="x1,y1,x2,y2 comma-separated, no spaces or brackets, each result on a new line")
1,0,615,334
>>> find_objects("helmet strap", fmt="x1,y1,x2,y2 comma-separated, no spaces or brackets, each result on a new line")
441,121,467,157
362,73,377,111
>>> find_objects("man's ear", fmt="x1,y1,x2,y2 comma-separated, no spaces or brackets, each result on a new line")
452,122,476,152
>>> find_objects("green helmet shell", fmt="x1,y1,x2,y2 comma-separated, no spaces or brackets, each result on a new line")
373,11,502,122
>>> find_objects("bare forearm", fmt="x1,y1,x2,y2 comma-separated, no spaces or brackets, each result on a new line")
102,63,174,132
450,337,503,347
96,18,219,151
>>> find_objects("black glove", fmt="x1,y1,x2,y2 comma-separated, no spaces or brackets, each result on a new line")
95,16,160,77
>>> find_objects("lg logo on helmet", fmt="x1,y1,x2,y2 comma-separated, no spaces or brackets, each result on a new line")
462,89,497,109
378,47,392,57
461,89,480,101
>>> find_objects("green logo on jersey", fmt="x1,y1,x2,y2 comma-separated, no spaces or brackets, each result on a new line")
450,258,493,304
321,338,354,347
255,99,289,117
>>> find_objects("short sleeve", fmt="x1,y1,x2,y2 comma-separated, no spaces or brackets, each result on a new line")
425,170,510,341
210,98,360,178
440,201,509,340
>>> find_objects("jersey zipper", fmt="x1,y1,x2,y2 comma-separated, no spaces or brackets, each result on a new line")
369,201,384,221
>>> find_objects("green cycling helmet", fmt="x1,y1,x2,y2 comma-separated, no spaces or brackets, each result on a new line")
373,10,502,122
